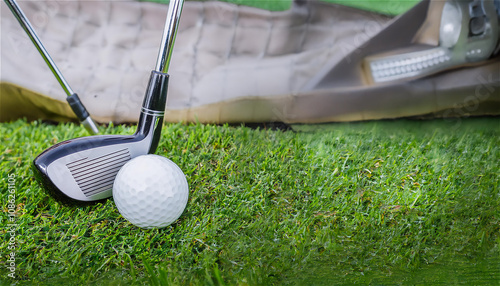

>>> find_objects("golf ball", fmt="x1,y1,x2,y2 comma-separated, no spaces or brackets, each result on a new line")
113,154,189,229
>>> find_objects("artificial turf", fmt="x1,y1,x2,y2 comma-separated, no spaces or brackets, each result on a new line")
1,0,498,284
1,117,499,284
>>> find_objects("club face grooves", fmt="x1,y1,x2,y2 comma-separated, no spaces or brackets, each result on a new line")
67,148,131,197
30,0,184,205
31,164,107,206
67,149,131,189
32,136,136,205
32,72,169,205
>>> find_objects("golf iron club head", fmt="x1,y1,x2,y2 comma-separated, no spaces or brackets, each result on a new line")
363,0,499,84
32,72,168,205
32,0,185,205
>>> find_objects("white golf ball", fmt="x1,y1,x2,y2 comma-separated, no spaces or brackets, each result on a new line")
113,154,189,229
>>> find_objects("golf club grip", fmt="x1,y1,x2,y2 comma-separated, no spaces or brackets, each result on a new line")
67,93,90,121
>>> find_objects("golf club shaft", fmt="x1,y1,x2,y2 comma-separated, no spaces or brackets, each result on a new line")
138,0,185,153
32,0,186,204
4,0,99,135
155,0,184,73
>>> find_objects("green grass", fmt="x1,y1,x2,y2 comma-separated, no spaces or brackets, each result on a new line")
323,0,418,15
145,0,420,15
1,118,499,284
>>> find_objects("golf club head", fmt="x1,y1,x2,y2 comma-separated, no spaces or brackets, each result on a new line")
32,0,183,205
32,71,168,205
364,0,499,84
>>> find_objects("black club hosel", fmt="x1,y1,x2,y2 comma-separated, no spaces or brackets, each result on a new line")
142,71,169,112
135,70,170,153
67,93,90,121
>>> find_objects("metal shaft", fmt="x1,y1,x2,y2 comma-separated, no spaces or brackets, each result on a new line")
5,0,74,96
155,0,184,73
4,0,99,135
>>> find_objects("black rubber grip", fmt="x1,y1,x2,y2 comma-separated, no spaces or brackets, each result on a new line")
67,93,90,121
142,71,169,112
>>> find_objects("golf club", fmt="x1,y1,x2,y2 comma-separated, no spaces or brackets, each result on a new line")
4,0,100,135
364,0,499,84
32,0,185,205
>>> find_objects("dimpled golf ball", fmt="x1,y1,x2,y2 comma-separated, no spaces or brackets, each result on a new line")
113,154,189,229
